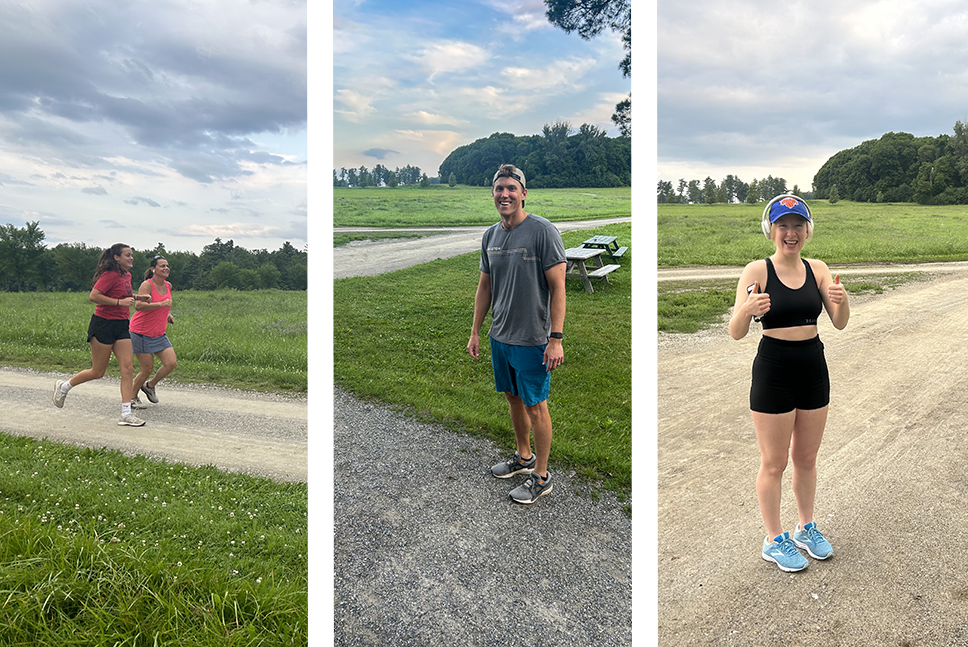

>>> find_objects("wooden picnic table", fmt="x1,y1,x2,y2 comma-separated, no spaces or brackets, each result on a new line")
565,247,621,293
581,235,628,264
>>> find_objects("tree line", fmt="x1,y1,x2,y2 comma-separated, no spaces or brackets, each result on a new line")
0,222,307,293
657,175,798,204
812,121,968,204
333,164,430,188
438,122,631,188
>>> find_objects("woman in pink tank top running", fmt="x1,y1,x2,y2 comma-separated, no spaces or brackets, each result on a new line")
129,256,177,409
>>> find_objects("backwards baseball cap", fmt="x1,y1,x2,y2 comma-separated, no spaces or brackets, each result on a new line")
492,164,526,190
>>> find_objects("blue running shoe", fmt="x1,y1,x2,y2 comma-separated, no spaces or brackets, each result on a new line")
762,532,808,572
792,522,833,560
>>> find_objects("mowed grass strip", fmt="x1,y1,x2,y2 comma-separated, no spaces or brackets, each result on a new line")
0,290,307,392
0,435,307,645
334,185,631,228
334,223,632,500
658,201,968,267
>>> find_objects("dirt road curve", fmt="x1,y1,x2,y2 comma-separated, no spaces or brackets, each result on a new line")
0,367,307,482
333,218,631,279
659,266,968,645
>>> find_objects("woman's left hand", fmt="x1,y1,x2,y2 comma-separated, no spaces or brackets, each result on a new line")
828,274,847,305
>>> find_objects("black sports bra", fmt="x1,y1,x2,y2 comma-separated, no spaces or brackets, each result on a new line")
760,258,822,330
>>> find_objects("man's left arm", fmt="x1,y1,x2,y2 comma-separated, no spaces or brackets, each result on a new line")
544,262,566,372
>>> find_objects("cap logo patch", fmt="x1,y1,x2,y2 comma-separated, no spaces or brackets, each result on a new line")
780,197,799,209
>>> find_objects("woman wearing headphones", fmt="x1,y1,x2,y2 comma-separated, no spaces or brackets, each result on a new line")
729,194,850,572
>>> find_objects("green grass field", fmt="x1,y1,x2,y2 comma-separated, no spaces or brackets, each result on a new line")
658,201,968,267
0,290,307,392
657,200,958,332
334,184,631,228
334,221,632,503
0,289,307,643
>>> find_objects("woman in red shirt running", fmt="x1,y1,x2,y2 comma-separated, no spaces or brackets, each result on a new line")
129,256,177,409
52,243,150,426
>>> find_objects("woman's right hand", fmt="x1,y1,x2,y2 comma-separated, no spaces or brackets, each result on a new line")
745,281,771,318
119,296,136,307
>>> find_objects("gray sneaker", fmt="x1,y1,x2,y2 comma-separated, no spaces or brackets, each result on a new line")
491,451,536,478
131,395,148,410
509,471,553,504
118,414,146,427
53,380,67,408
141,384,159,403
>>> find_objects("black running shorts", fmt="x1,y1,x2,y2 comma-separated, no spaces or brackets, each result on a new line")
750,335,830,414
87,314,131,345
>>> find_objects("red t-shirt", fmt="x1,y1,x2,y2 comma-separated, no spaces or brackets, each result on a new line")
93,270,133,320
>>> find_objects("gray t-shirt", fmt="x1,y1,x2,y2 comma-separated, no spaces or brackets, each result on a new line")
480,213,566,346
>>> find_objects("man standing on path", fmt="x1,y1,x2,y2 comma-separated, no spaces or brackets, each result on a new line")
467,164,567,504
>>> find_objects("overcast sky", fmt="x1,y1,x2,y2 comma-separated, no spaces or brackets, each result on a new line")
0,0,306,255
658,0,968,193
333,0,630,180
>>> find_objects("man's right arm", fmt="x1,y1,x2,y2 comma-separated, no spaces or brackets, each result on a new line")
467,271,492,359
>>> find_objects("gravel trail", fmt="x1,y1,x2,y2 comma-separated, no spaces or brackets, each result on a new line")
0,366,306,481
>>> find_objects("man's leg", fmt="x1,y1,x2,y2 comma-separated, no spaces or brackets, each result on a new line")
524,400,552,477
505,392,533,460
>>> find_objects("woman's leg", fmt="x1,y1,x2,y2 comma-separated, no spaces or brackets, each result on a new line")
790,406,828,527
70,339,115,386
752,410,796,539
133,353,154,394
112,339,135,403
147,347,177,387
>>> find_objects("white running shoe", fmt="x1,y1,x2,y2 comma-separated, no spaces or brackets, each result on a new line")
118,414,146,427
131,395,148,410
53,380,67,408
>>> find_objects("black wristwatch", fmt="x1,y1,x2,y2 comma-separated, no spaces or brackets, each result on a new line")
549,332,563,339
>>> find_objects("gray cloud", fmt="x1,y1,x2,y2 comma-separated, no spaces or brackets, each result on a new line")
124,196,161,207
82,187,108,195
363,148,399,160
658,1,968,183
99,219,125,229
0,1,306,183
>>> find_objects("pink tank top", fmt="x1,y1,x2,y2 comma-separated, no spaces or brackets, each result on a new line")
129,280,171,337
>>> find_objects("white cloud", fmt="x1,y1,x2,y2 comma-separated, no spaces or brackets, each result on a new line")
394,129,465,155
178,222,284,238
501,58,596,91
412,40,490,82
405,110,469,127
482,0,551,37
334,89,375,122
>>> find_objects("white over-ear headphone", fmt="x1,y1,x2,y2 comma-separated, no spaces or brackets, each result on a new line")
761,194,812,238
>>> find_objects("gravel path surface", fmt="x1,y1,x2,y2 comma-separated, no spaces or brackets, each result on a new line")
334,218,631,279
0,366,307,481
333,222,633,645
333,387,632,646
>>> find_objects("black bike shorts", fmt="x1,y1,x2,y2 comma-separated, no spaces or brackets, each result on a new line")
750,335,830,414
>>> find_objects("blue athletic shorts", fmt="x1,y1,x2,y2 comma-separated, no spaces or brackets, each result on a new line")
130,331,173,355
490,336,551,407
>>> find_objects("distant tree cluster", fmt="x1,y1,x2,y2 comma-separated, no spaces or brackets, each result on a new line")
657,175,798,204
438,122,631,188
333,164,429,188
0,223,307,293
813,122,968,204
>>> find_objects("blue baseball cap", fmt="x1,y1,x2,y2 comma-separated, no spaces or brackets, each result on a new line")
768,196,812,223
